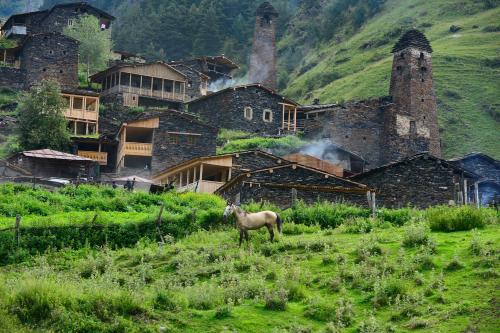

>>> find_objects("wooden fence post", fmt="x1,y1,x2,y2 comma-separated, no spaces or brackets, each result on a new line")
371,192,377,218
156,203,165,244
291,188,297,207
15,215,21,246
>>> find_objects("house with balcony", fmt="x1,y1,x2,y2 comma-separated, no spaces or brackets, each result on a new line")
90,62,188,110
0,2,114,39
152,150,289,193
72,109,218,175
62,89,100,136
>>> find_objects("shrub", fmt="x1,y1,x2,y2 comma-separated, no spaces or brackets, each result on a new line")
282,222,321,235
339,217,374,234
10,280,60,324
304,297,336,321
355,236,383,262
185,284,223,310
357,315,385,333
412,250,435,271
154,291,188,312
469,229,485,255
282,280,306,301
335,297,354,327
445,256,464,271
263,288,288,311
373,278,407,307
214,302,233,319
402,223,432,248
378,208,413,226
426,206,486,232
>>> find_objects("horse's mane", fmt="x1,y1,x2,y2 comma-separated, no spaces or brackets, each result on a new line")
233,205,247,216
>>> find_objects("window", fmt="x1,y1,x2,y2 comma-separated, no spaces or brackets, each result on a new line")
59,70,63,73
420,66,427,72
410,121,416,134
67,19,74,26
73,97,83,110
120,73,130,86
169,134,179,144
164,80,173,92
263,109,273,122
420,52,424,59
396,65,402,71
187,136,197,145
400,52,405,59
142,76,152,90
244,106,253,120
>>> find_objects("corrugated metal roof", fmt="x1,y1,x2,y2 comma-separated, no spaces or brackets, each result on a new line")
22,149,93,161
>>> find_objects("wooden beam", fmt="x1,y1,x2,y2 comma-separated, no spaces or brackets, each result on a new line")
281,103,285,130
118,71,121,93
199,163,204,182
294,107,297,132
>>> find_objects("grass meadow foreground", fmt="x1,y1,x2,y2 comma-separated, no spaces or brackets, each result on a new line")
0,184,498,332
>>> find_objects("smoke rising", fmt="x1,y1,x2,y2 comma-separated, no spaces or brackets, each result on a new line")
208,76,249,92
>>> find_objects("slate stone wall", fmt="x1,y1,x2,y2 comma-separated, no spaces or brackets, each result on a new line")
39,6,110,34
303,98,390,168
171,65,206,101
151,112,218,171
385,47,441,163
20,33,79,89
0,67,25,90
351,155,475,208
188,87,287,135
451,156,500,184
221,183,368,209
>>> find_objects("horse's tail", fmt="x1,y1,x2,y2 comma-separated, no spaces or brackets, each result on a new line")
276,213,283,234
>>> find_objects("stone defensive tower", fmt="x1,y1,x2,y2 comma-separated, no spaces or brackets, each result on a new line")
248,2,278,90
383,29,441,163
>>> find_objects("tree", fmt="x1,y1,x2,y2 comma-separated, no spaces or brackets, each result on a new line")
18,80,70,151
64,14,113,82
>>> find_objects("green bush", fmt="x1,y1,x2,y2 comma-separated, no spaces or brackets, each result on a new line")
373,278,407,307
378,208,413,226
402,223,432,248
426,206,487,232
304,297,336,321
263,288,288,311
153,291,187,312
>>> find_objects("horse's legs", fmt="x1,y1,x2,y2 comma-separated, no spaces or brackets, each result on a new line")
244,230,249,243
266,224,274,242
239,229,244,247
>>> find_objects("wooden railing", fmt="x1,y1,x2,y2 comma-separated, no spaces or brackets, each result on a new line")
177,180,225,194
102,85,185,102
123,142,153,156
64,109,98,121
77,151,108,165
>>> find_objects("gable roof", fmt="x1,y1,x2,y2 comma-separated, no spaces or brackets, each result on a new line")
448,152,500,166
89,61,188,82
2,2,114,31
18,149,93,162
170,63,210,80
170,55,239,70
152,150,287,180
187,83,299,106
216,162,368,194
350,153,480,179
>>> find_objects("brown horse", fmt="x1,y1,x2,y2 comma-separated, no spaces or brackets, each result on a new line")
223,202,282,246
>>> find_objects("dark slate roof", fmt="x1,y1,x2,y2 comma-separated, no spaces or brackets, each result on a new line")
170,55,239,70
187,84,299,106
350,153,480,179
392,29,432,53
256,2,279,17
20,149,93,161
50,2,115,20
448,152,500,166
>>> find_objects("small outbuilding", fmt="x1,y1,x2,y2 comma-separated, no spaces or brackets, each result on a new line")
350,153,481,208
8,149,99,179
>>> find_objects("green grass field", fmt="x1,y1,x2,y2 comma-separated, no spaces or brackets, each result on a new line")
281,0,500,159
0,184,498,332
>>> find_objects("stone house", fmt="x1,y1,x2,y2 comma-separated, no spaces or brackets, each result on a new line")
187,84,300,135
302,29,441,169
72,109,218,175
170,64,209,102
449,152,500,206
0,2,114,38
152,150,288,193
8,149,99,179
0,32,79,90
90,62,188,110
350,153,480,208
216,163,370,208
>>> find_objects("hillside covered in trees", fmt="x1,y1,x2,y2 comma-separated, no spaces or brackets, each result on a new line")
1,0,498,158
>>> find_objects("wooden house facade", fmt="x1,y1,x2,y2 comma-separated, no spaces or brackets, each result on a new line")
152,150,287,193
90,62,188,109
62,89,100,136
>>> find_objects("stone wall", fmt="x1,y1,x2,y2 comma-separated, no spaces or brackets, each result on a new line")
0,67,25,90
249,2,278,90
385,46,441,162
218,163,369,208
303,98,391,168
188,86,287,135
171,64,206,101
151,112,218,171
39,6,110,34
351,154,476,208
8,156,98,179
20,33,79,89
451,155,500,184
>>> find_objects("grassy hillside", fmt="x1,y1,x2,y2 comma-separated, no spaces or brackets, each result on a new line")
280,0,500,159
0,184,498,332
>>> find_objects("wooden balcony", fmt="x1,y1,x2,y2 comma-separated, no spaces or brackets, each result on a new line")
178,180,225,194
102,85,185,102
64,109,98,122
78,151,108,165
123,142,153,156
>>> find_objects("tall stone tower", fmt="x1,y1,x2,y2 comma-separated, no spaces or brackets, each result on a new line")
249,2,279,90
382,29,441,163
